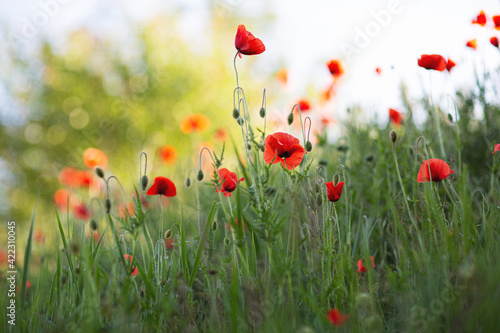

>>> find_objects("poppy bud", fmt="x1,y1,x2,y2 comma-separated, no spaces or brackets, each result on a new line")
95,166,105,179
224,237,230,246
316,194,322,206
318,159,328,166
247,143,252,151
287,113,294,125
314,183,320,193
141,175,149,191
70,241,80,254
280,197,286,205
90,219,98,231
447,113,453,123
337,144,349,152
237,117,244,126
259,107,266,118
185,177,192,188
333,174,340,185
105,199,111,214
164,229,172,239
365,154,375,163
305,141,312,152
390,129,398,143
233,108,240,119
356,293,371,307
209,269,217,275
197,170,204,181
212,221,217,231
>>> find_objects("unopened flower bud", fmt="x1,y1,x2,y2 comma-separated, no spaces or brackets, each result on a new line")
141,175,149,191
318,159,328,166
333,174,340,185
105,199,111,214
95,166,105,179
247,144,252,151
447,113,453,123
305,141,312,152
224,237,230,246
259,107,266,118
314,183,320,193
185,177,192,188
237,117,244,126
164,229,172,239
212,221,218,231
232,108,240,119
316,194,323,206
90,219,98,231
287,113,294,125
390,129,398,143
197,170,204,181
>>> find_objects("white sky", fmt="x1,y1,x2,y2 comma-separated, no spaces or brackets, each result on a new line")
1,0,500,124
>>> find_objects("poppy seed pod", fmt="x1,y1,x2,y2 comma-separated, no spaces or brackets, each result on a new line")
233,108,240,119
95,166,105,179
90,219,98,231
105,199,111,214
305,141,312,152
141,175,149,191
259,107,266,118
237,117,244,126
390,129,398,143
287,113,294,125
185,177,192,188
197,170,204,181
164,229,172,239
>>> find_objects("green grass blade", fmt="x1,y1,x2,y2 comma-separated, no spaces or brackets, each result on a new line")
20,195,38,310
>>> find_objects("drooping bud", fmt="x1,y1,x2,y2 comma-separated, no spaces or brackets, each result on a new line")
333,174,340,185
318,159,328,166
316,194,323,206
237,117,244,126
212,221,218,231
164,229,172,239
305,141,312,152
314,183,320,193
224,237,230,246
287,113,294,125
90,219,98,231
232,108,240,119
247,144,252,151
141,175,149,191
197,170,204,181
259,107,266,118
185,177,192,188
447,113,453,123
105,199,111,214
390,129,398,143
95,166,105,179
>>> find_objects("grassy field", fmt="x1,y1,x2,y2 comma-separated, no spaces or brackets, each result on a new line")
1,25,500,333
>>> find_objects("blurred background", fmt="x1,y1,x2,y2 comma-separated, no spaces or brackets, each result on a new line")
0,0,499,237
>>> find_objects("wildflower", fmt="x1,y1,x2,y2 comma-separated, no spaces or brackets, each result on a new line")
216,168,244,197
83,148,108,168
472,10,487,26
466,39,477,50
226,218,246,232
375,67,382,75
492,144,500,155
180,114,210,134
123,254,138,277
357,256,375,273
234,24,265,57
214,128,228,142
446,59,456,72
493,15,500,29
296,99,311,113
74,203,90,220
276,68,288,85
326,59,344,78
490,37,499,48
325,181,344,202
326,308,349,327
417,54,446,71
165,237,174,250
389,108,403,125
34,229,45,244
54,189,71,208
146,176,177,197
264,132,305,170
158,145,178,166
417,159,455,183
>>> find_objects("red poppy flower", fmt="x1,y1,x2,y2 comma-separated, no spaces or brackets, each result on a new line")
165,238,174,250
158,145,178,166
357,256,375,273
54,189,71,208
34,229,45,244
227,218,246,232
264,132,305,170
493,16,500,29
446,59,456,72
74,204,90,220
325,181,344,202
466,39,477,50
216,168,244,198
83,148,108,168
326,60,344,78
180,114,210,134
79,171,94,188
389,108,403,125
214,128,228,142
276,68,288,86
375,67,382,75
492,144,500,155
146,177,177,197
417,159,454,183
326,309,349,327
472,11,487,26
234,24,265,57
123,254,138,277
417,54,446,71
490,37,499,48
296,99,311,112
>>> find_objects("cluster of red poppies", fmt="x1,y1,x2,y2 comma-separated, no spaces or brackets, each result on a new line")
470,10,500,49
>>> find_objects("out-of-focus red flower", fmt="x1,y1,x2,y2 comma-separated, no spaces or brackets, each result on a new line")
58,168,94,188
83,148,108,168
119,202,136,218
472,11,487,26
326,60,344,78
417,159,454,183
446,59,456,72
375,67,382,75
417,54,446,71
34,229,45,244
79,171,94,188
276,68,288,85
165,237,174,250
493,15,500,29
325,181,344,202
492,144,500,155
227,218,246,232
389,108,403,125
357,256,375,273
214,128,228,142
123,254,138,277
158,145,178,166
54,189,71,209
490,37,499,48
320,114,336,126
180,114,210,134
216,168,244,198
74,203,90,220
466,39,477,50
146,177,177,197
264,132,305,170
234,24,265,57
326,309,349,327
296,99,311,113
